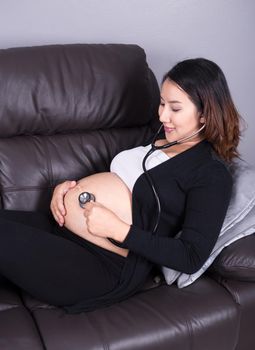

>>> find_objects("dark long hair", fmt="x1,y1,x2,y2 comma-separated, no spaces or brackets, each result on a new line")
163,58,242,162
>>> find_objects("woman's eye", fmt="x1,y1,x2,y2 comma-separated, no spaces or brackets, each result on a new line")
172,109,181,112
160,102,165,107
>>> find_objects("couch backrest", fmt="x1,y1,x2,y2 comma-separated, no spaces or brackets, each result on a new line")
0,44,160,211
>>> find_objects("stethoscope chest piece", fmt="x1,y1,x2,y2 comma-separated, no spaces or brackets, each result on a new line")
78,191,123,248
78,192,96,208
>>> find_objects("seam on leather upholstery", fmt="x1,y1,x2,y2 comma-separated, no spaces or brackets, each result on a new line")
214,278,241,349
220,279,241,305
43,136,54,188
185,318,194,350
1,186,54,192
87,312,110,350
19,293,47,350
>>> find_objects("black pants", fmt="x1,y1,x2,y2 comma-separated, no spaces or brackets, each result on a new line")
0,209,126,308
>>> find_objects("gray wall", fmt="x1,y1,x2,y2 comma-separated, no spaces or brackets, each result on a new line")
0,0,254,165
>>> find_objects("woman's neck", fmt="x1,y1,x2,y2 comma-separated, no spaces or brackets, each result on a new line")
156,137,205,157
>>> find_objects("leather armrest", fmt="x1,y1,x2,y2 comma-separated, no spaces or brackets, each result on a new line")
210,234,255,281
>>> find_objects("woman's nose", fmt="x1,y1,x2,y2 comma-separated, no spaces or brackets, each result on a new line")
159,106,171,123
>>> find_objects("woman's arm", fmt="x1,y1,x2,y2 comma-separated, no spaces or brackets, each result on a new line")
119,165,233,274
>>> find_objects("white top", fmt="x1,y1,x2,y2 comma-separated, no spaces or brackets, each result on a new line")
110,144,169,191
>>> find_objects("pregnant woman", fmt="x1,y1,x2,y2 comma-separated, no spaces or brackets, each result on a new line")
0,58,241,313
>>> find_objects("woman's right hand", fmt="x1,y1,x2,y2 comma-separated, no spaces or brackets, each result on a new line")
50,180,77,226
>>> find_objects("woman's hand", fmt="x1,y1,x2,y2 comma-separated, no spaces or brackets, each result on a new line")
50,180,77,226
83,202,130,243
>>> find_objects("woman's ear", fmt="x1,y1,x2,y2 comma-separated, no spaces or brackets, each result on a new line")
200,116,206,124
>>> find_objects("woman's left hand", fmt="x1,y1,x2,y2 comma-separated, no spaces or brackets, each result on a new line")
83,202,130,243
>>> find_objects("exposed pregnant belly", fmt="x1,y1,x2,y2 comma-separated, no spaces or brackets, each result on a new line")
64,172,132,257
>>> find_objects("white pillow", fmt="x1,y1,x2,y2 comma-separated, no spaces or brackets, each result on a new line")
162,159,255,288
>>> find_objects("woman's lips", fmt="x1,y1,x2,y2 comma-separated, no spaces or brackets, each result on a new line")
164,127,175,133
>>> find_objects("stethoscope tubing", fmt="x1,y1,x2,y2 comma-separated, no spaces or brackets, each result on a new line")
142,123,205,234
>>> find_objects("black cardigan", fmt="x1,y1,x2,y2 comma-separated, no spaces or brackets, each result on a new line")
65,140,233,313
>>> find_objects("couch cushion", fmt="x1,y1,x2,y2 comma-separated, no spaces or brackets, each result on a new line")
213,279,255,350
23,278,239,350
0,282,44,350
0,44,160,211
0,44,158,137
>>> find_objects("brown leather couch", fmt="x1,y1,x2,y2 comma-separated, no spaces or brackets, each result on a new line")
0,43,254,350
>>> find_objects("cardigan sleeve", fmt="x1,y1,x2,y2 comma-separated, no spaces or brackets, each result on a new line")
121,163,233,274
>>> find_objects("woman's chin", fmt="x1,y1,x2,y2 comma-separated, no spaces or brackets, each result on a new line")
165,132,178,143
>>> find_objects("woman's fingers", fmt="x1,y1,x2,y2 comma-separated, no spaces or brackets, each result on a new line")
50,180,77,225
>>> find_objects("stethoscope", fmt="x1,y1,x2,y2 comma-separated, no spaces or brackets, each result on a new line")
142,123,206,234
78,123,205,245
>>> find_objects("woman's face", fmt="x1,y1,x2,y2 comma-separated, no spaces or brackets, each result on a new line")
159,79,204,144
